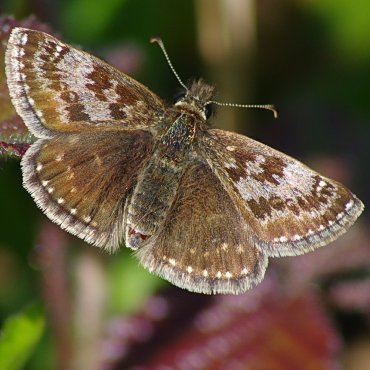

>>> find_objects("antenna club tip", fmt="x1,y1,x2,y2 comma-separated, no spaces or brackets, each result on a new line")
150,37,163,46
264,104,279,119
271,106,279,119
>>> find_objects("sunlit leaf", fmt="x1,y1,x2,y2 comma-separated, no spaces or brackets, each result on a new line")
0,303,45,370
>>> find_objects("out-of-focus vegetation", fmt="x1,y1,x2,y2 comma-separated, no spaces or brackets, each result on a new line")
0,1,369,369
0,303,45,370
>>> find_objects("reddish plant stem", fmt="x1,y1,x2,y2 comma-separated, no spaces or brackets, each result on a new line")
35,220,72,370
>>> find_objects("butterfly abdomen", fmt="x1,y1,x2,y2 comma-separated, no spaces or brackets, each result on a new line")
125,114,197,249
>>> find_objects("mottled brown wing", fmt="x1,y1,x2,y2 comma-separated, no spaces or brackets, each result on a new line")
136,162,268,294
22,130,154,251
6,27,164,138
198,129,364,257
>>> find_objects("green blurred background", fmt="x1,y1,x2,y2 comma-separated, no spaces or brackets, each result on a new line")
0,0,369,369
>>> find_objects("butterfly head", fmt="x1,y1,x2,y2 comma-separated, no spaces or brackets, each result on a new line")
175,79,216,120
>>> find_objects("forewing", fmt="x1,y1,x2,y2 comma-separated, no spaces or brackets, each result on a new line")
199,129,364,257
22,130,154,250
6,27,165,138
136,162,268,294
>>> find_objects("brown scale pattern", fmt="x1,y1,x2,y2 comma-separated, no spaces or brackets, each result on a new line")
199,129,363,257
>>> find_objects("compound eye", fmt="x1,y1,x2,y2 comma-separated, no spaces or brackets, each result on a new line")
173,90,187,103
204,103,215,119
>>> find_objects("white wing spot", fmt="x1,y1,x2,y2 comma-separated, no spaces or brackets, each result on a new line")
36,163,43,172
226,145,236,152
225,271,232,279
13,47,20,58
319,224,325,231
57,198,64,204
162,255,167,261
202,269,208,277
35,109,43,118
70,208,77,215
70,187,77,193
169,258,176,266
345,199,354,211
216,271,222,279
83,216,91,223
279,236,288,243
28,97,35,105
241,267,249,275
329,220,334,226
306,229,314,236
336,212,344,220
224,159,238,169
187,266,193,273
293,234,301,241
47,187,54,194
14,71,21,81
41,180,49,186
20,33,28,45
316,180,327,192
55,153,64,162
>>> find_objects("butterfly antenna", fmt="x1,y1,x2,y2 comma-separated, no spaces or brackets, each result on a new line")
208,101,279,119
151,37,277,118
151,37,188,91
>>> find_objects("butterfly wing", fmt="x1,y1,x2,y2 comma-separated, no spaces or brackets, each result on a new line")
22,130,154,251
136,162,268,294
5,27,164,138
198,129,364,257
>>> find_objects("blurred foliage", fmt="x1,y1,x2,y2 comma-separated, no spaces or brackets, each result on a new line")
308,0,370,61
62,0,128,41
107,250,164,315
0,302,45,370
0,1,369,369
101,281,342,369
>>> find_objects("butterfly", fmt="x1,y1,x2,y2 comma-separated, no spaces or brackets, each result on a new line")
5,27,364,294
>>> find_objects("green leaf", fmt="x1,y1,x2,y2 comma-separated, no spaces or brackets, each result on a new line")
308,0,370,61
0,303,45,370
107,250,165,314
63,0,128,42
